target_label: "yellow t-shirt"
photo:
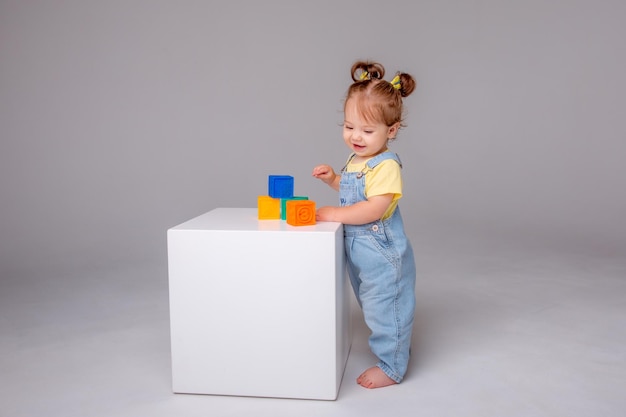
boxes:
[345,157,403,220]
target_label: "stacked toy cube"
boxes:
[258,175,316,226]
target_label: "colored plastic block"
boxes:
[281,196,309,220]
[286,200,316,226]
[258,196,281,219]
[268,175,294,199]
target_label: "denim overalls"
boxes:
[341,151,416,383]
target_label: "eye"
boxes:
[344,125,353,130]
[364,130,374,134]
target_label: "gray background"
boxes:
[1,1,625,416]
[2,0,625,278]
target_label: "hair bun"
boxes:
[351,61,385,82]
[396,72,416,97]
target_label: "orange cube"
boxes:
[286,200,316,226]
[258,196,281,219]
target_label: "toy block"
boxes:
[268,175,294,199]
[258,196,281,219]
[281,196,309,220]
[286,200,316,226]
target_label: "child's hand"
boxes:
[312,164,336,185]
[316,206,337,222]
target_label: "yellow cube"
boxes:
[257,196,281,219]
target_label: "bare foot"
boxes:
[356,366,398,389]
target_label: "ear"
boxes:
[387,122,400,139]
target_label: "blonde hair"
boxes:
[346,61,416,130]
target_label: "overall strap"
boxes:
[341,151,402,175]
[340,153,357,173]
[366,151,402,170]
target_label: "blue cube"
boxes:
[268,175,294,199]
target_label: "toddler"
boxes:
[312,61,417,389]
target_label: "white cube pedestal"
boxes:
[167,208,351,400]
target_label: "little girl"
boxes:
[312,61,417,389]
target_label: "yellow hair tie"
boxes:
[359,71,369,80]
[390,74,401,90]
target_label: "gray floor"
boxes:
[1,233,625,417]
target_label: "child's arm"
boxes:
[312,164,340,191]
[316,194,394,225]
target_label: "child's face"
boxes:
[343,98,398,159]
